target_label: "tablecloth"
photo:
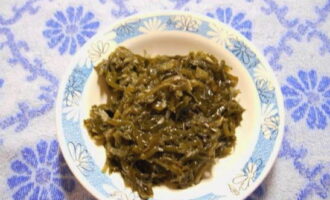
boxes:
[1,0,330,199]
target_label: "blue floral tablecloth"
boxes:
[1,0,330,200]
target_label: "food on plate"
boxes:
[84,47,244,199]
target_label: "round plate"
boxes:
[56,11,284,200]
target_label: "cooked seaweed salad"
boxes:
[84,47,244,199]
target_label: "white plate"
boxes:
[56,11,284,200]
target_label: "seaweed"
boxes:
[84,47,244,199]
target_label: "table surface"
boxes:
[1,0,330,200]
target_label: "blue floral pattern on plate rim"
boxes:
[56,11,284,200]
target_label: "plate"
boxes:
[56,11,284,200]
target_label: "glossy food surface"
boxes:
[84,47,244,199]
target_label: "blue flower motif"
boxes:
[229,158,264,195]
[244,158,263,181]
[298,173,330,200]
[321,174,330,191]
[43,6,100,55]
[279,135,330,199]
[64,67,90,106]
[115,20,140,37]
[64,76,81,104]
[230,40,259,69]
[169,0,191,9]
[246,185,265,200]
[256,80,275,104]
[207,7,252,40]
[281,70,330,129]
[111,0,135,17]
[7,140,76,200]
[0,78,4,88]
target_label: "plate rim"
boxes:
[56,10,285,200]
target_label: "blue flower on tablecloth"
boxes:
[207,7,252,40]
[298,173,330,200]
[281,70,330,129]
[169,0,190,9]
[43,6,100,55]
[7,140,75,200]
[0,79,4,88]
[246,185,265,200]
[0,78,4,128]
[0,76,3,142]
[319,174,330,196]
[229,40,259,69]
[321,173,330,185]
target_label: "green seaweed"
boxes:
[84,47,244,199]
